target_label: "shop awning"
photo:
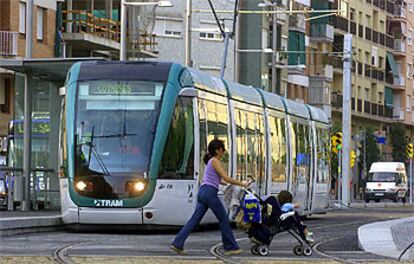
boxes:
[0,58,106,82]
[387,52,399,78]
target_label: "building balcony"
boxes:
[393,39,406,55]
[394,5,406,20]
[310,64,333,80]
[393,106,405,120]
[289,13,306,32]
[0,31,18,57]
[309,79,330,105]
[310,24,334,43]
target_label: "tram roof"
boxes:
[77,61,173,83]
[307,105,330,124]
[225,81,263,107]
[257,90,285,112]
[187,68,227,96]
[283,99,311,119]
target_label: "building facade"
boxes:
[0,0,57,136]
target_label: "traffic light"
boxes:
[331,132,343,154]
[350,150,357,168]
[406,143,413,159]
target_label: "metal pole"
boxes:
[342,34,352,207]
[26,0,33,58]
[22,72,33,211]
[271,5,277,94]
[338,151,342,207]
[184,0,192,66]
[410,158,413,204]
[362,129,367,207]
[220,32,231,78]
[120,0,127,61]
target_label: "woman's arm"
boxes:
[211,158,248,188]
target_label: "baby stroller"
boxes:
[240,190,313,257]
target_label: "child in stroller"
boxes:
[241,190,313,257]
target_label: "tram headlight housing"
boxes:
[75,180,93,192]
[126,179,148,195]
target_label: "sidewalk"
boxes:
[0,210,63,237]
[358,217,414,261]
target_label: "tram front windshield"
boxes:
[75,80,163,177]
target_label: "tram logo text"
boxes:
[94,199,124,207]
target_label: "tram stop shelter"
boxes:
[0,58,105,211]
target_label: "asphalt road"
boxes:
[1,203,413,264]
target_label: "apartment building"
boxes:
[152,0,235,80]
[0,0,57,136]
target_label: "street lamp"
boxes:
[120,0,173,61]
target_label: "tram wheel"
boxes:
[258,245,269,256]
[293,245,304,256]
[251,245,259,255]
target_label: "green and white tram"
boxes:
[59,61,330,226]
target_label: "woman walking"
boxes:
[171,139,250,256]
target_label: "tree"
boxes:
[389,122,408,162]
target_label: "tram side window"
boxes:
[59,99,68,178]
[269,115,287,183]
[159,97,194,180]
[290,121,311,186]
[235,109,265,183]
[198,99,230,180]
[316,127,330,183]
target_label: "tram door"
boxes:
[234,106,266,195]
[268,113,288,195]
[289,119,312,212]
[197,97,231,224]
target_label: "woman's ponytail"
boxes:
[203,153,212,165]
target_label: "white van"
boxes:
[365,162,408,203]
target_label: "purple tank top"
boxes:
[201,158,221,189]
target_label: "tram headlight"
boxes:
[75,180,94,192]
[134,181,146,192]
[126,179,147,195]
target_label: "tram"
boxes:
[59,61,330,226]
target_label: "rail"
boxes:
[0,31,18,57]
[0,166,58,211]
[62,10,120,42]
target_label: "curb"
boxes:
[358,217,414,261]
[0,215,64,237]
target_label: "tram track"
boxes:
[53,243,78,264]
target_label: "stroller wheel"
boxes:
[293,245,304,256]
[258,245,269,256]
[303,246,312,256]
[251,245,259,255]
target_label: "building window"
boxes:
[37,7,44,41]
[371,46,378,67]
[378,92,383,104]
[364,88,369,101]
[408,30,413,46]
[408,63,412,79]
[407,96,411,112]
[19,2,26,34]
[153,18,182,37]
[0,79,11,114]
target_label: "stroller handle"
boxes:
[242,187,265,203]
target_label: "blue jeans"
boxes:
[172,184,239,251]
